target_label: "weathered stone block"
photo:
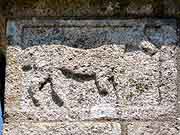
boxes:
[4,122,121,135]
[5,19,178,123]
[127,121,180,135]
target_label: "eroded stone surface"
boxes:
[4,122,121,135]
[5,19,178,123]
[128,122,180,135]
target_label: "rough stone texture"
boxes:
[4,19,179,134]
[1,0,180,17]
[127,122,180,135]
[177,21,180,125]
[4,122,121,135]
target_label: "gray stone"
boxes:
[5,19,178,123]
[127,122,180,135]
[4,122,121,135]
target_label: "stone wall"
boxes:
[0,0,179,17]
[3,19,180,134]
[1,1,180,135]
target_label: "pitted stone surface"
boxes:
[128,122,180,135]
[4,122,121,135]
[5,19,178,123]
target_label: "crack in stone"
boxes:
[158,56,163,105]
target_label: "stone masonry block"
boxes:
[4,122,121,135]
[5,19,178,123]
[127,121,180,135]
